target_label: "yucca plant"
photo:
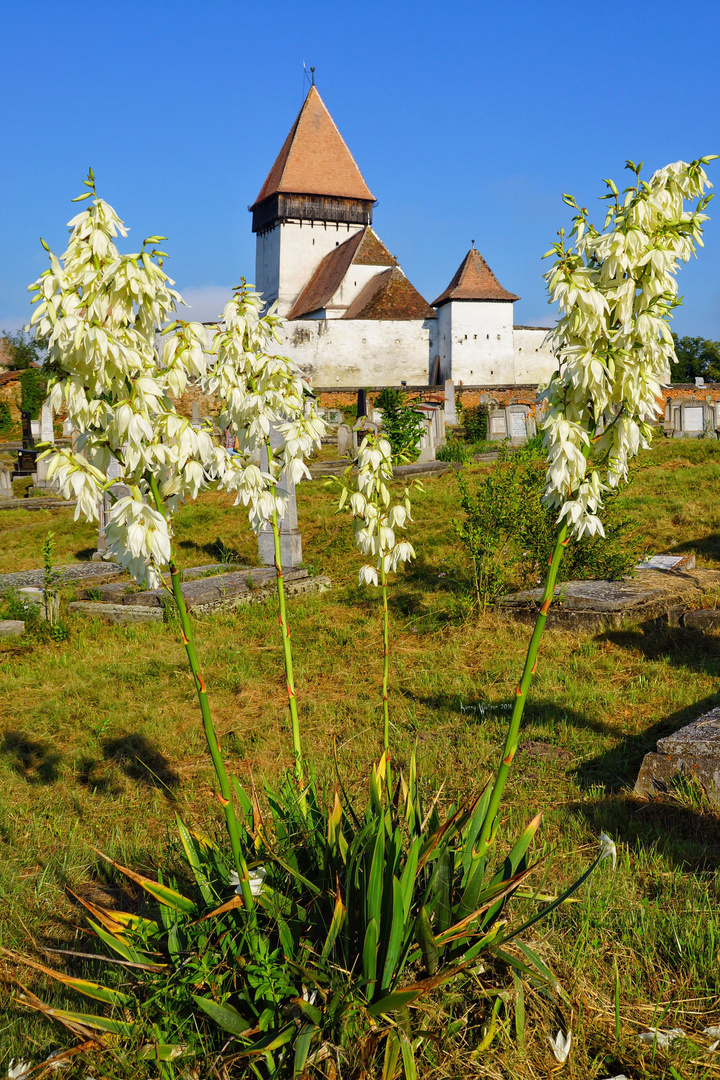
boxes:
[10,156,714,1077]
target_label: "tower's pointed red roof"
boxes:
[432,247,519,306]
[251,86,375,208]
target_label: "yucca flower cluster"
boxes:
[29,172,231,586]
[340,435,416,586]
[204,284,327,533]
[542,156,715,538]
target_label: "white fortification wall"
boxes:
[513,326,556,384]
[438,300,515,385]
[276,318,434,387]
[255,220,364,316]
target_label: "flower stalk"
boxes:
[264,437,304,788]
[379,558,390,752]
[147,475,256,919]
[475,524,568,858]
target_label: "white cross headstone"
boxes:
[258,424,303,567]
[444,380,457,426]
[40,404,54,443]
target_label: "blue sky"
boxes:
[2,0,719,338]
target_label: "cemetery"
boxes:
[0,85,718,1080]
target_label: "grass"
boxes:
[1,438,720,1077]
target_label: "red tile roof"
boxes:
[432,247,519,305]
[288,227,397,319]
[343,267,436,320]
[252,86,375,208]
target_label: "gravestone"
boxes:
[337,423,353,457]
[258,425,303,567]
[501,566,720,631]
[488,412,507,440]
[635,706,720,806]
[508,408,528,442]
[15,411,38,476]
[191,401,201,429]
[637,553,696,573]
[415,415,436,464]
[357,388,367,420]
[93,456,126,560]
[40,403,54,443]
[444,380,457,426]
[62,419,73,438]
[0,467,12,499]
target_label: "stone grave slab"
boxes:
[636,553,696,572]
[500,568,720,631]
[635,706,720,806]
[69,568,332,622]
[0,620,25,638]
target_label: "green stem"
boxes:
[475,523,569,858]
[380,558,390,753]
[147,475,256,919]
[264,440,305,791]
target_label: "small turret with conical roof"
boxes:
[435,245,519,386]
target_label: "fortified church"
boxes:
[251,85,555,389]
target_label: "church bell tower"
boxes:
[250,86,376,316]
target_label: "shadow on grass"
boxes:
[571,794,720,870]
[1,730,62,783]
[74,547,99,562]
[407,691,615,740]
[176,537,249,565]
[670,532,720,565]
[76,734,179,798]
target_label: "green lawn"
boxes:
[1,439,720,1078]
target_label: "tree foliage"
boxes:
[671,333,720,382]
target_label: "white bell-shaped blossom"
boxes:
[338,435,417,585]
[204,282,326,533]
[28,174,234,587]
[541,156,715,537]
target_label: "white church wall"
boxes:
[446,301,515,385]
[257,220,365,316]
[513,326,557,384]
[278,318,432,387]
[330,264,383,315]
[436,304,452,384]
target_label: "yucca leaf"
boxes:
[460,780,492,876]
[370,987,422,1016]
[481,813,542,928]
[194,895,243,923]
[176,816,215,905]
[92,848,196,915]
[456,855,486,922]
[192,995,251,1035]
[434,850,453,935]
[400,1028,417,1080]
[399,836,421,924]
[382,1029,402,1079]
[0,948,133,1006]
[294,1023,315,1077]
[367,820,385,927]
[380,878,406,993]
[87,919,164,969]
[40,1006,134,1035]
[137,1043,186,1061]
[363,917,379,995]
[68,893,158,938]
[235,1025,295,1055]
[321,885,346,960]
[414,906,439,975]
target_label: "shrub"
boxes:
[454,437,638,607]
[375,387,426,462]
[0,400,12,434]
[19,368,48,420]
[463,404,488,442]
[436,434,472,464]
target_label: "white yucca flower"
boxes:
[340,434,417,585]
[28,173,234,587]
[541,156,715,538]
[205,282,326,533]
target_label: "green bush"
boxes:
[19,368,48,420]
[436,434,472,464]
[0,400,12,434]
[463,404,488,442]
[454,438,638,608]
[375,387,426,463]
